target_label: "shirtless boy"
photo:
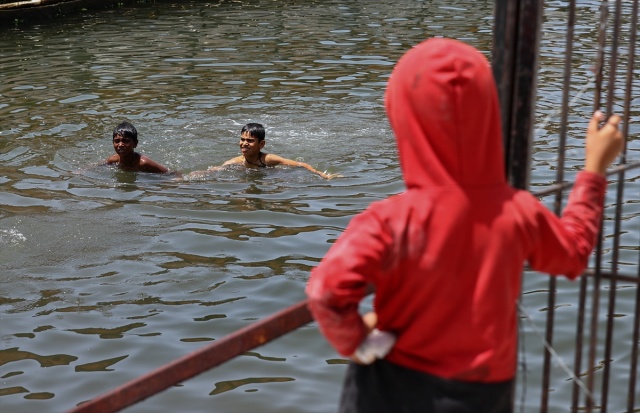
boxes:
[188,123,339,179]
[105,121,179,176]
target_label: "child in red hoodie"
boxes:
[305,38,624,412]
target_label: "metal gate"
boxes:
[493,1,639,411]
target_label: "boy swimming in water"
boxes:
[105,121,180,176]
[186,123,339,179]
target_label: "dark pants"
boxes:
[338,360,514,413]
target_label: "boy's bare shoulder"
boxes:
[139,155,169,173]
[223,155,246,165]
[105,154,119,164]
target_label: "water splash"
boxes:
[0,228,27,246]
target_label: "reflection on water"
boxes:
[0,1,638,412]
[210,376,294,396]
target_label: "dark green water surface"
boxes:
[1,1,638,412]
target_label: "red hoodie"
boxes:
[306,38,606,383]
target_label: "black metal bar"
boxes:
[492,0,541,191]
[492,0,518,175]
[621,0,638,164]
[585,228,603,412]
[492,1,545,410]
[593,1,609,111]
[629,251,640,412]
[554,0,574,214]
[530,161,640,198]
[600,1,624,408]
[604,0,620,119]
[572,275,589,413]
[623,2,639,410]
[510,0,542,190]
[522,267,638,284]
[582,269,640,285]
[540,276,555,413]
[554,1,576,410]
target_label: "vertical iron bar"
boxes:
[600,0,623,409]
[586,236,603,413]
[492,0,541,190]
[572,276,589,412]
[492,0,518,175]
[508,0,542,190]
[491,5,520,410]
[544,0,576,410]
[555,3,583,410]
[593,1,609,112]
[604,0,620,119]
[584,2,610,411]
[623,3,639,410]
[553,0,574,207]
[492,1,543,411]
[629,251,640,412]
[541,275,556,413]
[621,0,637,165]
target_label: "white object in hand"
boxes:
[353,329,397,365]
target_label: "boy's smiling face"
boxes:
[113,134,137,157]
[239,131,265,158]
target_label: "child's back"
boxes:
[306,37,623,412]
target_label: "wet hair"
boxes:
[241,123,265,142]
[113,121,138,143]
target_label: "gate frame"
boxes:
[492,1,639,412]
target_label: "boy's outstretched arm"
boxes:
[266,154,341,179]
[584,110,624,175]
[181,157,240,180]
[526,110,625,277]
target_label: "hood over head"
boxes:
[385,38,505,189]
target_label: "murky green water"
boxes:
[1,1,638,412]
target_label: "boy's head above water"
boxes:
[241,123,265,142]
[113,121,139,145]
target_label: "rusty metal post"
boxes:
[492,0,543,190]
[492,0,544,411]
[65,301,313,413]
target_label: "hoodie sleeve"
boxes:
[306,209,391,356]
[527,171,607,278]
